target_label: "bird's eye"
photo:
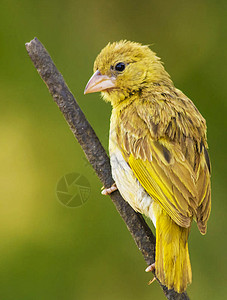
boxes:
[114,62,125,72]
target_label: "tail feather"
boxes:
[155,209,192,293]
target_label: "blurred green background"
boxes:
[0,0,226,299]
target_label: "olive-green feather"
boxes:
[116,94,211,233]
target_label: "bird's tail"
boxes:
[155,209,192,293]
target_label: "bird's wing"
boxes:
[116,95,211,233]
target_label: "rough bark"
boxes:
[25,37,190,300]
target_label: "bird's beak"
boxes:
[84,70,116,94]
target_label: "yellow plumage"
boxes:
[84,40,211,293]
[155,209,192,292]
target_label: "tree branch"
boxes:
[25,37,189,300]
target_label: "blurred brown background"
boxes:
[0,0,226,299]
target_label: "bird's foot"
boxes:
[101,183,118,195]
[145,263,155,273]
[145,263,156,285]
[148,277,156,285]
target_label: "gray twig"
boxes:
[25,37,189,300]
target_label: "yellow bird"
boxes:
[84,40,211,293]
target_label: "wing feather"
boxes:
[115,93,211,232]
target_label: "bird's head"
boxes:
[84,40,171,106]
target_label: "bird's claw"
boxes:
[101,183,118,195]
[148,277,156,285]
[145,263,156,285]
[145,263,155,273]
